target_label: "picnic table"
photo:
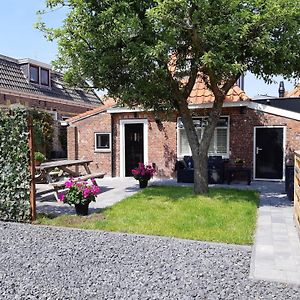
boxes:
[36,159,94,183]
[35,159,105,200]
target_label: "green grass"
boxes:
[36,186,259,245]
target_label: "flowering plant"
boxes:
[132,163,156,181]
[59,177,100,205]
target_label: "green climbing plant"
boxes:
[0,108,31,222]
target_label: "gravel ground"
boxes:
[0,222,299,300]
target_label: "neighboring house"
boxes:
[67,77,300,181]
[0,54,101,157]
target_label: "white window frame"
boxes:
[177,116,230,159]
[94,132,111,152]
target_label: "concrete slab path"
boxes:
[248,181,300,286]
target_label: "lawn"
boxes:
[37,186,259,245]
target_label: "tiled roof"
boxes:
[0,54,100,105]
[67,98,116,123]
[286,84,300,97]
[188,77,249,104]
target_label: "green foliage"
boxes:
[0,109,31,222]
[29,110,54,158]
[34,151,46,162]
[37,0,300,193]
[37,186,259,245]
[37,0,300,105]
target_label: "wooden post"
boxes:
[28,117,37,221]
[294,151,300,233]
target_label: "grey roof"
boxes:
[0,54,100,105]
[254,97,300,113]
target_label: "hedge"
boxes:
[0,108,31,222]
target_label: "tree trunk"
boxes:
[193,151,208,193]
[176,94,225,194]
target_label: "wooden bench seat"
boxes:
[78,172,105,182]
[51,172,106,201]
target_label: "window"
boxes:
[95,133,111,152]
[29,65,39,83]
[41,68,50,86]
[177,117,229,158]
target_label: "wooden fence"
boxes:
[294,151,300,232]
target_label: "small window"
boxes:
[41,68,50,86]
[29,65,39,83]
[95,133,111,152]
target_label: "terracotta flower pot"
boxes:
[35,160,42,166]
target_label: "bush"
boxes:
[0,108,31,222]
[34,151,46,162]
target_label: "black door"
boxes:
[255,127,284,179]
[125,124,144,176]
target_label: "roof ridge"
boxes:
[0,54,19,64]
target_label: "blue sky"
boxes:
[0,0,296,98]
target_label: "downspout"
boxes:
[111,113,115,177]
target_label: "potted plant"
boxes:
[234,158,245,167]
[34,151,46,166]
[58,178,101,215]
[132,163,156,188]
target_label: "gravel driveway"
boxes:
[0,222,299,299]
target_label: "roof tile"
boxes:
[286,84,300,97]
[0,54,100,105]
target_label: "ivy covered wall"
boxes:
[0,109,31,222]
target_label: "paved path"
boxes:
[249,181,300,285]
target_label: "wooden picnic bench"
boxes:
[35,159,105,201]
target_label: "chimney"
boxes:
[278,81,285,98]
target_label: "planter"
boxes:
[75,203,89,216]
[35,160,42,166]
[139,179,148,188]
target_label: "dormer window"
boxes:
[29,65,39,83]
[41,68,50,86]
[28,64,50,87]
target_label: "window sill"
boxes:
[94,149,111,153]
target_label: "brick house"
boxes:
[67,79,300,181]
[0,54,101,156]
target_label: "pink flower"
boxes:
[83,188,91,198]
[91,185,100,195]
[58,193,65,202]
[65,180,74,188]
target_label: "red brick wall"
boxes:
[68,106,300,178]
[68,112,112,176]
[229,107,300,167]
[112,112,177,178]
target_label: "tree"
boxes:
[38,0,300,193]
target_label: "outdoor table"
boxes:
[35,159,93,183]
[227,167,252,185]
